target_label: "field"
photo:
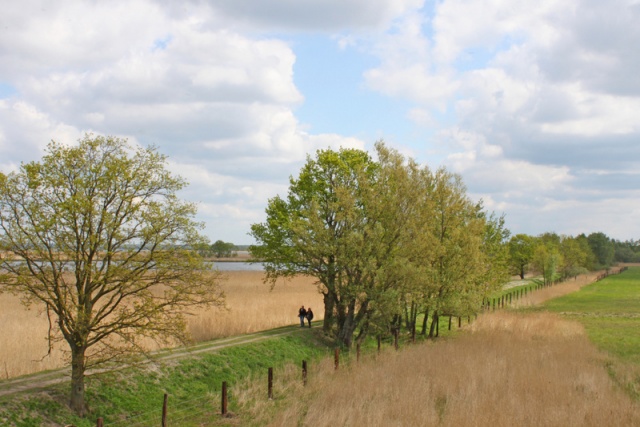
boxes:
[0,271,323,379]
[3,267,640,426]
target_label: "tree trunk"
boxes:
[322,291,334,334]
[428,311,439,338]
[519,264,525,280]
[69,345,88,416]
[337,310,356,348]
[410,303,418,333]
[420,308,429,335]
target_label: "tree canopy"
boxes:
[0,135,224,415]
[251,142,510,347]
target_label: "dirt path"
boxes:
[0,325,304,398]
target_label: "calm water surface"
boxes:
[210,261,264,271]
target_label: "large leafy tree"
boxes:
[0,135,224,416]
[587,232,615,268]
[210,240,236,258]
[559,235,592,278]
[250,147,378,344]
[531,235,562,285]
[508,234,535,279]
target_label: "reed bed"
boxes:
[188,271,323,341]
[239,311,640,426]
[0,271,322,379]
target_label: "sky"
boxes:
[1,0,639,244]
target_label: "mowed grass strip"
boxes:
[543,266,640,365]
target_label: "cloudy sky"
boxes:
[1,0,639,244]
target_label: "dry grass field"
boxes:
[0,271,322,379]
[236,311,640,426]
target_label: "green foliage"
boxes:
[587,232,615,269]
[0,134,224,415]
[531,238,562,285]
[508,234,535,279]
[210,240,236,258]
[613,239,640,263]
[251,142,510,347]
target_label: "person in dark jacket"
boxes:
[298,305,307,327]
[306,307,314,328]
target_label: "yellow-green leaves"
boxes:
[0,134,224,415]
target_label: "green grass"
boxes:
[0,328,333,427]
[543,266,640,365]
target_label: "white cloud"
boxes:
[2,0,640,243]
[203,0,425,31]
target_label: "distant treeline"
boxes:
[508,231,637,285]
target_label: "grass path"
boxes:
[0,324,308,398]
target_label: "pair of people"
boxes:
[298,305,314,328]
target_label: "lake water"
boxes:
[3,260,265,272]
[210,262,265,271]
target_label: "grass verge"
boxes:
[0,328,333,427]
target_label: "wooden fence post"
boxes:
[357,343,361,362]
[221,381,228,416]
[96,417,103,427]
[268,367,273,400]
[302,360,308,386]
[458,316,461,328]
[377,335,381,354]
[394,329,399,350]
[162,393,168,427]
[334,348,340,370]
[448,316,452,331]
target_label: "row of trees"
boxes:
[250,143,510,348]
[508,231,627,284]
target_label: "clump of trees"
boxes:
[250,142,510,348]
[507,230,632,283]
[0,135,225,416]
[195,240,237,258]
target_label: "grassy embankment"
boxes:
[0,328,334,427]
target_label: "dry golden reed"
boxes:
[244,312,640,427]
[0,271,322,378]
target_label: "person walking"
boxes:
[298,305,307,327]
[306,307,314,328]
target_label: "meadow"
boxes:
[0,271,323,379]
